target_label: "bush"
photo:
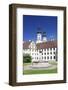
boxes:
[23,54,32,63]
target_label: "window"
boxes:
[54,56,55,59]
[50,56,52,59]
[54,52,55,54]
[47,56,49,59]
[45,53,46,55]
[44,49,46,51]
[45,57,46,59]
[50,52,52,54]
[47,52,49,54]
[37,57,38,59]
[54,48,55,50]
[39,51,42,53]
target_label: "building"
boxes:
[23,31,57,62]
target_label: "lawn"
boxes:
[23,61,57,75]
[23,68,57,75]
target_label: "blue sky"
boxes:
[23,15,57,41]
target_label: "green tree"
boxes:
[23,54,32,63]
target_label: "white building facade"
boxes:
[23,32,57,62]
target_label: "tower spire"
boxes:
[42,32,47,42]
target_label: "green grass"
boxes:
[23,68,57,75]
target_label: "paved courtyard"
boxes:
[24,62,57,70]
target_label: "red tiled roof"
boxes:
[23,41,31,49]
[23,40,57,49]
[36,41,57,49]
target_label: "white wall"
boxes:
[0,0,68,90]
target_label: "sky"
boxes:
[23,15,57,41]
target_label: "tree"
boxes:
[23,54,32,63]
